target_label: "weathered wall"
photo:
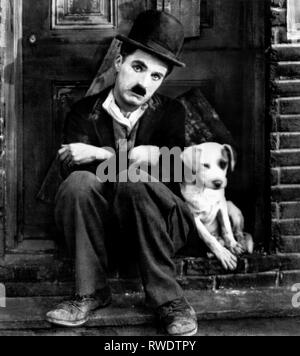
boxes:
[271,0,300,253]
[0,0,7,255]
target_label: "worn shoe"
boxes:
[157,297,198,336]
[46,287,112,327]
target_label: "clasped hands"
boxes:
[58,143,161,167]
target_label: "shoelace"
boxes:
[57,295,95,311]
[74,294,94,302]
[159,298,190,319]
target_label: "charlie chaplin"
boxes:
[46,10,242,336]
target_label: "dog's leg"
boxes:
[194,217,238,271]
[218,201,244,256]
[226,202,254,254]
[227,201,244,238]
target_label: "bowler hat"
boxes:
[116,10,185,68]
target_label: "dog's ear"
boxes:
[223,145,236,171]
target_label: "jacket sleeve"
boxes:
[155,99,186,195]
[156,99,186,150]
[61,100,98,179]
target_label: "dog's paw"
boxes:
[235,232,254,255]
[228,241,244,256]
[207,252,215,259]
[213,245,238,271]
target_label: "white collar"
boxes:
[102,90,148,132]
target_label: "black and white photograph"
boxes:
[0,0,299,340]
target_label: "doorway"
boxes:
[5,0,269,252]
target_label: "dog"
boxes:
[180,143,254,270]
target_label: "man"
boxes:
[46,10,241,336]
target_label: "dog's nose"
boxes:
[213,180,223,189]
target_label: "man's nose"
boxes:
[138,74,151,89]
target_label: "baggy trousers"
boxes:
[55,170,200,308]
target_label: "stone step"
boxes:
[2,316,300,336]
[3,253,300,281]
[1,253,300,297]
[2,271,294,298]
[0,288,299,331]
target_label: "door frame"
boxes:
[4,0,23,251]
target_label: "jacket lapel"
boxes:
[135,96,162,146]
[93,107,116,150]
[91,89,117,151]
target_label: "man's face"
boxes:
[114,49,169,112]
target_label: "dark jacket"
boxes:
[37,88,186,203]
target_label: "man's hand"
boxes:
[129,145,160,167]
[58,143,114,166]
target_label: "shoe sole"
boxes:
[166,325,198,337]
[46,316,89,328]
[168,326,198,337]
[46,297,112,328]
[180,326,198,337]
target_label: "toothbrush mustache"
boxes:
[131,85,146,97]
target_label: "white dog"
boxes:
[180,143,253,270]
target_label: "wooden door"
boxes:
[21,0,267,247]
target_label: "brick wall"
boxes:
[0,0,6,254]
[271,0,300,253]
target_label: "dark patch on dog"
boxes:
[219,159,228,170]
[220,148,229,170]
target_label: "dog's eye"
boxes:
[219,160,228,170]
[203,164,210,169]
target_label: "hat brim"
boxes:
[116,34,186,68]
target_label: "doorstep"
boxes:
[0,288,299,331]
[1,253,300,297]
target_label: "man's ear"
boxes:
[114,54,123,73]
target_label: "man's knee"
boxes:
[56,171,102,202]
[117,168,162,197]
[117,181,147,201]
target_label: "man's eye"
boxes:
[203,163,210,169]
[152,74,162,81]
[132,65,143,72]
